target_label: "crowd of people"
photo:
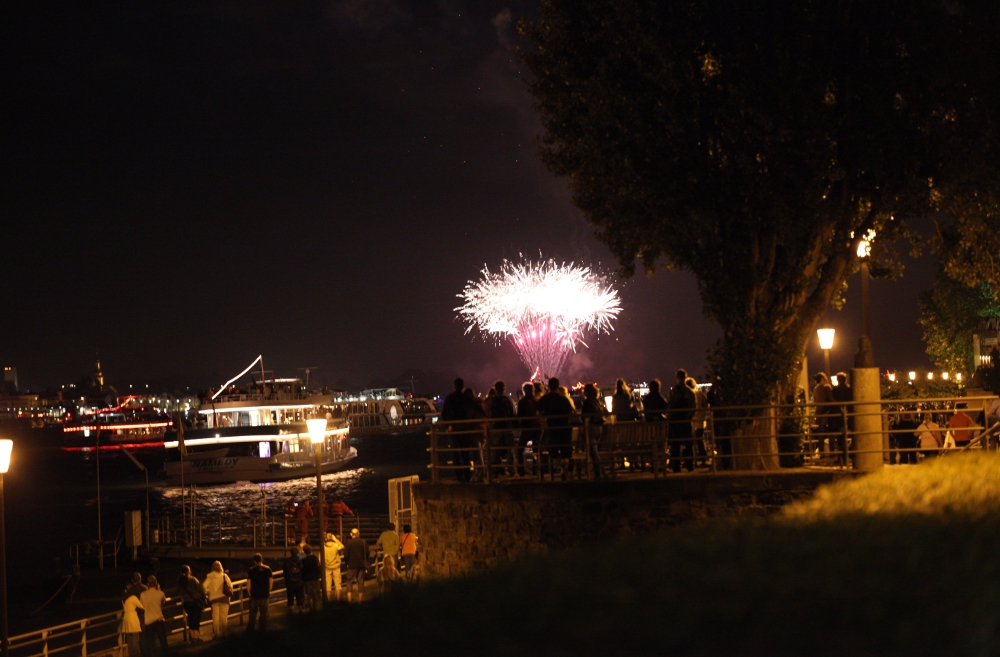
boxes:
[439,371,712,479]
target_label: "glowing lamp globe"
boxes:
[307,418,327,445]
[0,438,11,473]
[817,328,836,351]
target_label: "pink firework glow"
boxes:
[457,259,622,378]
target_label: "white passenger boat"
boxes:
[161,389,356,485]
[330,388,439,437]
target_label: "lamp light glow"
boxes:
[0,439,11,473]
[604,395,613,414]
[909,371,916,381]
[888,373,896,382]
[927,372,934,380]
[942,372,950,380]
[817,328,836,351]
[957,372,963,381]
[307,418,327,445]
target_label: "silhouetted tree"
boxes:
[521,0,1000,467]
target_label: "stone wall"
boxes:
[414,471,853,579]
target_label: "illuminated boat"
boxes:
[62,396,173,450]
[329,388,440,437]
[161,386,356,485]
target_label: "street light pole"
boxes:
[307,418,328,603]
[1,439,14,657]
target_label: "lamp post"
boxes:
[1,439,13,657]
[306,418,328,603]
[817,328,836,377]
[857,232,874,341]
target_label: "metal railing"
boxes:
[8,571,287,657]
[427,395,999,482]
[151,513,379,548]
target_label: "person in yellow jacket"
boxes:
[324,532,344,601]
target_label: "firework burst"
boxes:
[457,258,622,378]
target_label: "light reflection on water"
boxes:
[157,468,374,516]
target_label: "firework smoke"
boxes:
[457,258,622,378]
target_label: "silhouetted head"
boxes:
[522,383,534,397]
[548,377,560,392]
[494,380,505,394]
[533,381,544,397]
[463,388,476,400]
[388,522,395,531]
[289,546,300,556]
[453,378,464,392]
[351,528,360,538]
[615,378,628,393]
[685,377,697,391]
[147,575,158,589]
[403,524,411,533]
[583,383,598,399]
[211,561,223,573]
[131,572,143,585]
[253,553,263,563]
[835,372,848,386]
[676,369,687,384]
[649,379,661,394]
[302,545,312,555]
[814,372,828,384]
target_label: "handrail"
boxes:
[9,571,288,657]
[427,394,999,482]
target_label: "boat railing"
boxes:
[151,513,379,548]
[208,391,315,404]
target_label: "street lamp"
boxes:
[817,328,836,377]
[857,232,874,341]
[306,418,328,603]
[1,439,13,657]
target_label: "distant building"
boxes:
[2,366,17,394]
[973,319,1000,368]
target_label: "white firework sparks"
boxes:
[456,258,622,378]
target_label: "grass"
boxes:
[212,453,1000,656]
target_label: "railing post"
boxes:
[429,426,439,484]
[583,417,592,481]
[42,628,49,657]
[842,406,850,468]
[253,518,258,548]
[80,619,87,657]
[485,427,492,484]
[271,516,276,545]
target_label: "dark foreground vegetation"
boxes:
[213,453,1000,656]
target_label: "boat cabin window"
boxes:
[259,441,271,458]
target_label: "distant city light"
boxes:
[457,258,621,377]
[888,373,896,382]
[957,372,963,381]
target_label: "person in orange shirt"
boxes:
[399,524,419,582]
[327,498,353,539]
[949,403,975,447]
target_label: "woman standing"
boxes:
[177,565,205,642]
[203,561,232,639]
[122,591,144,656]
[399,524,419,582]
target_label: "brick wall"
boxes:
[414,471,853,578]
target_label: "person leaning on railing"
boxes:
[537,377,575,479]
[516,383,540,476]
[580,383,606,479]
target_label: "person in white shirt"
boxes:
[122,593,143,657]
[916,413,943,459]
[203,561,233,639]
[140,576,168,654]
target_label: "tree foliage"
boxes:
[520,0,1000,416]
[919,275,1000,373]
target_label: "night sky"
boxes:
[1,1,935,395]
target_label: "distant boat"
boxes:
[328,388,440,437]
[63,395,173,450]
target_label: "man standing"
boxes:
[375,522,400,565]
[537,377,575,478]
[245,554,273,632]
[949,402,975,448]
[300,544,322,611]
[282,546,304,612]
[667,370,696,472]
[642,379,668,422]
[441,378,471,481]
[324,532,344,602]
[516,382,539,476]
[489,380,517,474]
[343,527,369,603]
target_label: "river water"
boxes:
[0,425,429,632]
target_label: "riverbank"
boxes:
[199,453,1000,656]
